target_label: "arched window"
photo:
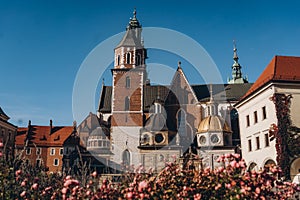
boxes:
[125,96,130,111]
[177,109,187,136]
[126,53,131,64]
[122,150,130,166]
[248,162,257,171]
[126,76,130,88]
[154,103,162,113]
[117,55,120,66]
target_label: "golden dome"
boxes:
[197,115,232,133]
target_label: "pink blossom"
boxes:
[20,191,26,197]
[225,153,231,158]
[15,169,22,176]
[31,183,38,190]
[215,183,222,190]
[61,187,68,194]
[86,190,91,196]
[0,151,2,157]
[92,171,97,177]
[233,153,240,159]
[126,192,133,199]
[139,193,145,199]
[138,180,148,192]
[230,160,237,168]
[45,186,52,191]
[255,187,261,194]
[21,181,26,187]
[64,180,72,187]
[0,142,3,147]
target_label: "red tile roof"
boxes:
[16,125,74,147]
[242,55,300,100]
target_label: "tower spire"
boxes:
[228,40,248,84]
[127,8,141,30]
[233,40,239,62]
[207,84,217,116]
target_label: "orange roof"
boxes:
[16,125,74,147]
[242,55,300,100]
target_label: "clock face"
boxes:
[199,136,206,145]
[210,134,220,144]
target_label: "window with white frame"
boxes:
[262,106,267,120]
[246,115,250,127]
[50,148,55,155]
[26,147,31,155]
[53,158,59,166]
[265,133,270,147]
[256,136,260,149]
[248,139,252,152]
[59,148,63,155]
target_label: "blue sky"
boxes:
[1,0,300,126]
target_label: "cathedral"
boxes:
[77,9,252,172]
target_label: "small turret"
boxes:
[228,41,248,84]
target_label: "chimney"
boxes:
[50,119,53,134]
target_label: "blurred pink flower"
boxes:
[20,191,26,197]
[61,187,68,194]
[92,171,97,177]
[21,181,26,187]
[0,142,3,147]
[31,183,38,190]
[15,169,22,176]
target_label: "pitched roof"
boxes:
[115,29,143,48]
[242,55,300,100]
[0,106,9,121]
[16,125,74,147]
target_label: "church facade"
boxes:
[77,10,252,172]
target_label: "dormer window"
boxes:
[126,53,131,64]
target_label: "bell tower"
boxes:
[110,9,147,167]
[111,8,147,127]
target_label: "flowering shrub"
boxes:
[0,152,299,199]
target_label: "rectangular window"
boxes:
[26,147,31,155]
[246,115,250,127]
[256,136,260,149]
[265,133,270,147]
[36,148,41,155]
[248,139,252,152]
[60,148,63,155]
[53,158,59,166]
[50,148,55,155]
[254,111,258,124]
[262,106,267,120]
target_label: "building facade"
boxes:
[235,56,300,179]
[77,9,252,172]
[0,106,17,161]
[16,120,76,173]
